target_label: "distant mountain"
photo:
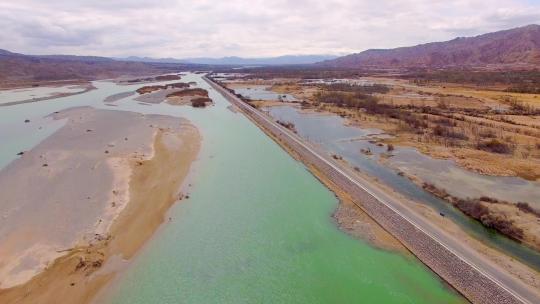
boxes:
[0,49,18,56]
[120,56,188,64]
[36,54,115,62]
[0,50,185,84]
[120,55,338,65]
[320,24,540,68]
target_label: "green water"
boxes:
[96,75,464,303]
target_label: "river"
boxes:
[0,74,464,303]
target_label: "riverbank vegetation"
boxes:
[165,88,212,108]
[165,88,209,98]
[191,97,212,107]
[136,82,189,94]
[276,120,297,132]
[311,83,539,170]
[423,183,540,251]
[404,69,540,91]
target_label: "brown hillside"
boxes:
[321,24,540,68]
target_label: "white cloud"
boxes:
[0,0,538,57]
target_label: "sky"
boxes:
[1,0,539,58]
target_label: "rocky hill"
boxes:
[120,54,338,65]
[320,24,540,68]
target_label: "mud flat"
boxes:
[134,88,181,104]
[103,91,136,103]
[0,107,200,303]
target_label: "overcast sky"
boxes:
[1,0,539,58]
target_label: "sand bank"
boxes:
[0,83,96,107]
[103,91,136,103]
[0,107,200,303]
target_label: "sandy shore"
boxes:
[133,88,180,104]
[0,79,90,90]
[0,107,200,303]
[103,91,136,103]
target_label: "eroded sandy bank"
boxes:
[0,107,200,303]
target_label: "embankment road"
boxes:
[204,76,539,304]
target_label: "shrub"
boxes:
[505,84,540,94]
[433,125,468,140]
[454,199,489,219]
[423,183,526,241]
[276,120,296,132]
[402,114,428,130]
[477,139,513,154]
[479,129,496,138]
[191,97,211,107]
[436,98,448,109]
[313,91,381,112]
[136,82,190,94]
[517,202,540,217]
[167,88,209,98]
[155,75,181,81]
[332,154,343,160]
[434,118,455,127]
[506,98,540,115]
[320,83,390,94]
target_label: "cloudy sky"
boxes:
[1,0,539,58]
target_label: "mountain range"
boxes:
[119,55,338,65]
[2,24,539,84]
[0,51,336,84]
[321,24,540,68]
[0,49,183,84]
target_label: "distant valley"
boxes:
[119,54,338,65]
